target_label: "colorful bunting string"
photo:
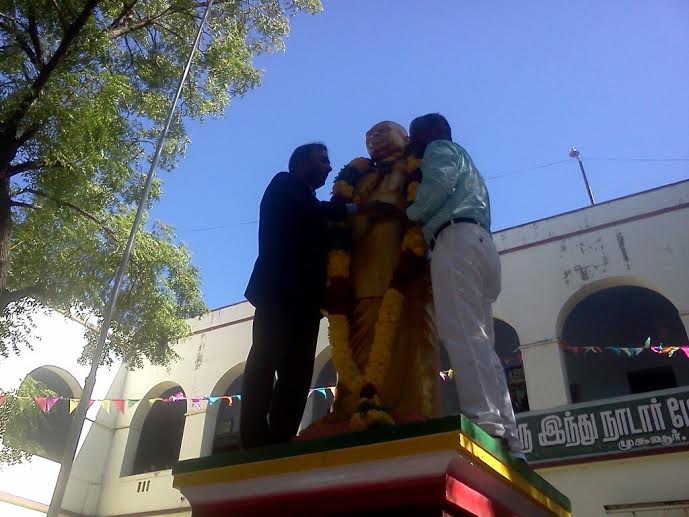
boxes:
[0,371,461,415]
[559,339,689,359]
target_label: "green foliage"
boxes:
[0,0,323,365]
[0,377,56,466]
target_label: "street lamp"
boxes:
[569,146,595,205]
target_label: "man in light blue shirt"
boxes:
[406,113,524,461]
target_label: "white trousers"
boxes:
[430,222,522,456]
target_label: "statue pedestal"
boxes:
[172,416,570,516]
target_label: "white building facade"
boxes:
[1,179,689,516]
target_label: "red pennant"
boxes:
[0,395,6,407]
[34,397,48,412]
[88,399,95,408]
[112,400,125,414]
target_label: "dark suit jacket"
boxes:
[245,172,347,313]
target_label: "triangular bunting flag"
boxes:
[631,348,644,357]
[17,397,31,411]
[223,396,233,406]
[208,396,220,405]
[88,399,96,408]
[101,400,111,414]
[149,398,161,405]
[447,369,454,379]
[46,396,61,412]
[34,397,48,412]
[667,347,680,357]
[439,371,447,381]
[69,398,79,414]
[126,399,140,410]
[644,337,651,348]
[329,386,336,397]
[621,348,633,357]
[316,388,327,398]
[191,398,203,409]
[0,395,6,407]
[611,347,622,356]
[234,395,242,401]
[112,400,125,414]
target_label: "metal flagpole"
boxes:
[47,1,215,515]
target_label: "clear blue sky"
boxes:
[151,0,689,309]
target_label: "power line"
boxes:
[587,157,689,162]
[178,155,689,234]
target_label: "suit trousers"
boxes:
[430,222,523,457]
[240,304,320,448]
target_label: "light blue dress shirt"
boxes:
[406,140,491,244]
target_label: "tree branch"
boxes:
[9,200,40,209]
[108,6,172,39]
[3,0,102,138]
[8,160,45,177]
[27,11,44,66]
[23,189,119,242]
[0,286,46,311]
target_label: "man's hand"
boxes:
[357,201,401,220]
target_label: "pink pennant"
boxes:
[0,395,6,407]
[34,397,48,412]
[88,399,95,408]
[191,397,202,409]
[682,347,689,359]
[46,396,61,412]
[112,400,125,414]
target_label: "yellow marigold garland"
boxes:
[326,151,427,432]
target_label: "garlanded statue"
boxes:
[301,122,440,438]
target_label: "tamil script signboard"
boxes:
[515,386,689,464]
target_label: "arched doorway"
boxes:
[562,286,689,403]
[310,359,336,422]
[211,374,243,454]
[494,320,529,413]
[123,384,187,475]
[439,319,528,416]
[4,366,82,462]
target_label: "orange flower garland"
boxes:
[325,150,427,431]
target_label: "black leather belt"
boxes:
[429,217,479,250]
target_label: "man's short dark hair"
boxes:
[412,113,452,141]
[288,143,328,173]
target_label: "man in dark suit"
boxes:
[241,143,394,448]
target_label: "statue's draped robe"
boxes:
[328,162,441,421]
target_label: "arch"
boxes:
[121,381,187,476]
[556,276,680,339]
[310,357,337,423]
[4,366,83,462]
[201,362,245,456]
[311,346,333,385]
[494,319,529,413]
[561,285,689,403]
[439,319,528,416]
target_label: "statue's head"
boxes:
[365,121,409,162]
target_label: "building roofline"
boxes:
[493,177,689,235]
[205,178,689,318]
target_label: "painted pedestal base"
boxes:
[172,416,570,516]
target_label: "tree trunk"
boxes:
[0,174,12,296]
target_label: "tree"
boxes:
[0,376,55,466]
[0,0,322,365]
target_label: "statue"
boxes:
[300,122,440,438]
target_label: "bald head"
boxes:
[409,113,453,158]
